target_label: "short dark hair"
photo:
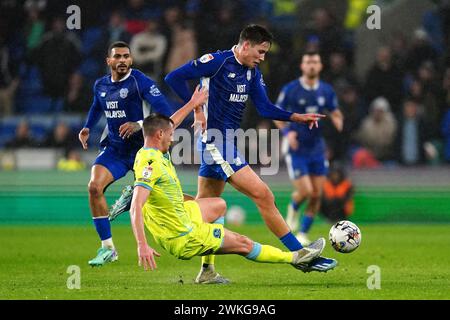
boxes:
[239,24,273,45]
[108,41,130,56]
[302,50,321,58]
[143,113,174,137]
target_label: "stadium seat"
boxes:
[81,27,103,56]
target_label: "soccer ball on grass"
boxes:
[329,220,361,253]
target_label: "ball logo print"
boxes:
[329,220,361,253]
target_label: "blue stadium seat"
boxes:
[79,58,101,80]
[81,27,103,56]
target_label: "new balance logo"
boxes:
[228,73,236,79]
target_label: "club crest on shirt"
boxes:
[119,88,128,99]
[142,165,153,179]
[246,70,252,81]
[317,96,325,106]
[199,54,214,63]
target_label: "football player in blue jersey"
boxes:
[79,41,207,266]
[164,25,338,282]
[274,51,344,246]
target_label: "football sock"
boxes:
[245,242,293,263]
[280,232,303,251]
[291,198,305,212]
[201,216,224,268]
[93,216,114,249]
[300,215,314,233]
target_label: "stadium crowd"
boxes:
[0,0,449,167]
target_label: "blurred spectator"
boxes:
[33,16,81,98]
[320,163,354,222]
[303,8,345,69]
[65,73,91,113]
[441,106,450,163]
[389,32,409,71]
[324,84,364,162]
[163,6,197,75]
[130,19,167,80]
[91,11,132,64]
[404,29,438,74]
[57,149,86,171]
[356,97,398,162]
[42,122,77,150]
[422,0,450,55]
[124,0,159,35]
[23,0,46,55]
[322,51,357,89]
[364,46,404,115]
[416,61,442,135]
[194,0,245,54]
[5,121,38,148]
[0,36,20,116]
[205,3,242,52]
[395,99,430,165]
[438,67,450,114]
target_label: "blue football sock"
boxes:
[93,216,112,240]
[291,200,300,212]
[300,215,314,233]
[280,232,303,251]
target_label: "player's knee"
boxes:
[310,190,322,201]
[216,198,227,216]
[88,181,103,197]
[301,186,313,198]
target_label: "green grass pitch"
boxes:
[1,223,449,299]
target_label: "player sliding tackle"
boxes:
[111,24,338,280]
[129,110,328,277]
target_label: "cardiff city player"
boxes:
[130,113,326,277]
[163,24,340,282]
[79,41,201,267]
[274,51,344,245]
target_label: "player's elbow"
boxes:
[164,72,175,86]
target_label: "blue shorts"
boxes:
[93,146,136,181]
[197,140,248,181]
[285,153,329,180]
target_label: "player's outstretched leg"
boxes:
[109,185,134,221]
[216,229,336,273]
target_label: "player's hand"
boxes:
[287,131,299,150]
[137,243,161,271]
[291,113,326,129]
[78,128,90,150]
[119,122,141,139]
[190,85,208,108]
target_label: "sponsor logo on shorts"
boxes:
[213,228,221,239]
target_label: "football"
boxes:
[329,220,361,253]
